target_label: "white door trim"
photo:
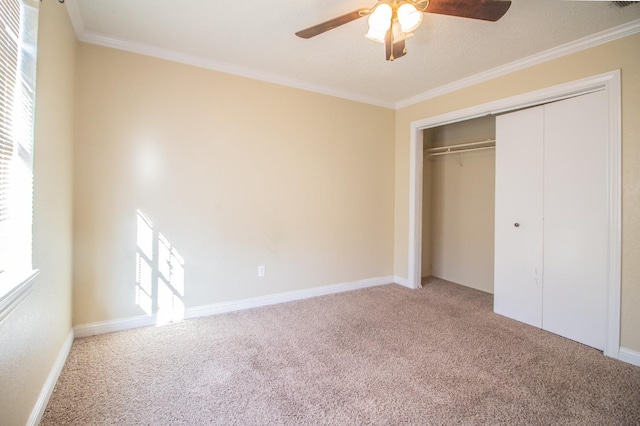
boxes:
[407,70,621,359]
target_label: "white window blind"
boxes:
[0,0,38,301]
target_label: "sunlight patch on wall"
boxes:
[135,209,185,325]
[136,211,154,316]
[157,232,185,325]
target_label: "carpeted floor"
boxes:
[42,278,640,425]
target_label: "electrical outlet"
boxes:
[258,265,266,277]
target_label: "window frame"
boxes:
[0,0,40,321]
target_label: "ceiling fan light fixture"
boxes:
[295,0,512,61]
[365,1,422,46]
[365,3,393,43]
[391,19,405,42]
[365,26,388,43]
[397,3,423,32]
[368,3,393,28]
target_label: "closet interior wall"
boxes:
[422,116,496,293]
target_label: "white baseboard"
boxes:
[618,347,640,367]
[74,276,395,337]
[28,330,74,426]
[185,276,394,319]
[74,313,158,338]
[394,276,412,288]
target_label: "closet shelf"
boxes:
[427,139,495,157]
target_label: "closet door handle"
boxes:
[514,223,520,228]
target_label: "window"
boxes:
[0,0,39,320]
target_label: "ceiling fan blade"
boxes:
[295,9,369,39]
[426,0,512,22]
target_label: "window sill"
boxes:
[0,270,39,323]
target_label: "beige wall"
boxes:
[0,2,76,425]
[73,43,396,325]
[394,33,640,351]
[422,117,495,293]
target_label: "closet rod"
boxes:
[426,139,495,153]
[429,146,495,157]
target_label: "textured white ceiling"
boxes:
[67,0,640,107]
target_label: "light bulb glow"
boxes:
[397,3,423,33]
[365,3,392,43]
[368,3,392,30]
[364,1,424,50]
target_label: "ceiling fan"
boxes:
[296,0,512,61]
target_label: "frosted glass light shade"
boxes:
[365,26,388,43]
[368,3,392,30]
[397,3,423,33]
[365,3,392,43]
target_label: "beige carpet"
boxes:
[42,278,640,425]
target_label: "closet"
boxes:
[422,117,496,294]
[493,90,609,350]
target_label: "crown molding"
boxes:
[75,30,395,109]
[395,18,640,109]
[63,0,84,36]
[62,0,393,108]
[80,31,395,109]
[62,3,638,111]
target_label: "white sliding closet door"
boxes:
[494,90,609,350]
[494,107,544,328]
[542,90,608,350]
